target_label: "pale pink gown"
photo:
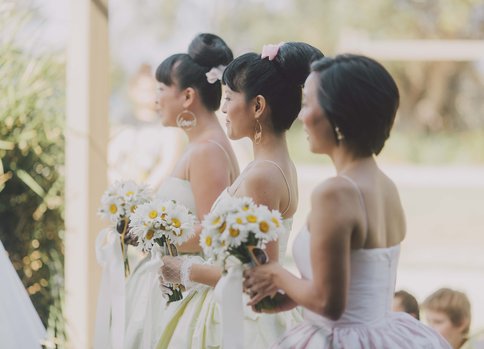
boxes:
[272,228,451,349]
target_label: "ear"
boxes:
[182,87,196,109]
[457,318,470,335]
[253,95,267,120]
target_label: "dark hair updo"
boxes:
[155,33,233,111]
[223,42,324,133]
[311,54,400,156]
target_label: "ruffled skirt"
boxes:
[271,312,451,349]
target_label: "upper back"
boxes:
[341,167,406,250]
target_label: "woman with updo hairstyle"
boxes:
[244,54,451,348]
[157,42,323,349]
[122,33,240,349]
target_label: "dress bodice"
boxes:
[293,227,400,327]
[155,177,196,215]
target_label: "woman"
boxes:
[244,54,451,348]
[123,33,239,349]
[157,42,324,349]
[423,288,480,349]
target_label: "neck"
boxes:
[183,109,220,142]
[252,131,288,161]
[330,146,375,175]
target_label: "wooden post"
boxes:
[65,0,109,347]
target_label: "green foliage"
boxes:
[0,4,66,346]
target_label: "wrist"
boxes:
[271,263,284,289]
[180,257,196,290]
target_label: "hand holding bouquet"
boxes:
[129,199,196,302]
[200,196,286,311]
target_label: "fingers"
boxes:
[247,291,265,306]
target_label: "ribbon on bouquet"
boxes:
[94,228,125,349]
[214,261,245,349]
[139,245,164,349]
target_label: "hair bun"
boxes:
[277,42,324,86]
[188,33,233,68]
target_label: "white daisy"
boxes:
[99,194,125,223]
[221,215,250,248]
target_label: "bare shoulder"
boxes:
[190,141,226,159]
[236,162,283,207]
[242,163,281,192]
[311,177,359,208]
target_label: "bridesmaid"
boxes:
[157,42,324,349]
[123,33,239,349]
[244,54,451,348]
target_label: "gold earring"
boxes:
[176,110,197,130]
[335,126,344,141]
[254,119,263,144]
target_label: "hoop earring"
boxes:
[335,126,345,142]
[254,119,263,144]
[176,110,197,131]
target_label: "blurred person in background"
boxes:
[393,289,420,320]
[423,288,484,349]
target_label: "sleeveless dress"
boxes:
[124,176,197,349]
[156,161,303,349]
[0,241,46,349]
[271,177,451,349]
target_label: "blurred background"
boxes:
[1,0,483,347]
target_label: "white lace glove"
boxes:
[158,255,205,294]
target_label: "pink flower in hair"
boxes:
[261,42,285,61]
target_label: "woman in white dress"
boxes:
[243,54,451,348]
[123,33,239,349]
[156,42,324,349]
[0,240,46,349]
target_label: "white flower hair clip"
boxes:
[205,65,226,84]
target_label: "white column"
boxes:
[65,0,109,348]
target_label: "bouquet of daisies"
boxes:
[129,199,196,302]
[98,180,152,276]
[200,196,286,311]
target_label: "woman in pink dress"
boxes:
[244,54,451,349]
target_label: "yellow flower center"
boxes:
[229,227,240,237]
[247,215,257,223]
[236,217,244,224]
[259,221,270,233]
[149,210,158,219]
[172,218,181,228]
[212,216,221,225]
[218,222,226,234]
[130,205,137,213]
[145,230,154,240]
[271,217,280,228]
[126,191,134,196]
[109,204,118,214]
[242,204,250,211]
[205,236,212,246]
